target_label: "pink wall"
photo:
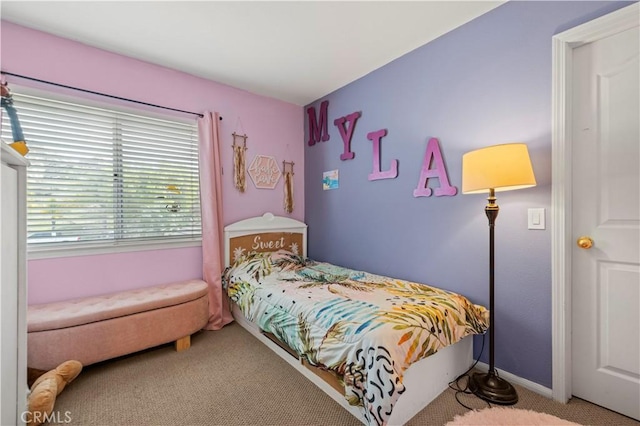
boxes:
[1,21,304,304]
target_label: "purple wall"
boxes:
[304,1,634,388]
[1,21,304,304]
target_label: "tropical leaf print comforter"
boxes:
[223,250,489,426]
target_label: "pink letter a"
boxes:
[413,138,458,197]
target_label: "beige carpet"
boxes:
[52,322,639,425]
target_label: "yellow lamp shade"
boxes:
[462,143,536,194]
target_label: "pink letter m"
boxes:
[307,100,330,146]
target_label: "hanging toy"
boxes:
[165,185,181,213]
[1,82,29,156]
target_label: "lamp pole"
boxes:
[486,188,498,375]
[469,188,519,405]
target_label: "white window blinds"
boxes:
[1,93,201,248]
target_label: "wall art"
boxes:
[367,128,398,181]
[413,137,457,197]
[323,169,339,190]
[248,155,281,189]
[334,111,360,160]
[283,160,295,213]
[308,102,456,197]
[232,132,248,193]
[307,100,330,146]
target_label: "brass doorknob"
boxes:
[577,236,594,249]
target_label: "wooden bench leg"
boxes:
[174,335,191,352]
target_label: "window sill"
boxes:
[27,238,202,260]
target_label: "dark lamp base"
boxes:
[469,371,518,405]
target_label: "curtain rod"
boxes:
[1,71,220,120]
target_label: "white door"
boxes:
[571,24,639,420]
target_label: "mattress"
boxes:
[223,250,488,426]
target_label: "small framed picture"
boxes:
[323,169,339,190]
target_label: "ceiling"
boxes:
[1,1,504,106]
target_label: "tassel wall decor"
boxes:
[1,82,29,156]
[283,161,294,213]
[232,132,248,193]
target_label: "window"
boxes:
[1,92,201,253]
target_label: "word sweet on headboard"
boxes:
[229,232,303,263]
[307,100,457,197]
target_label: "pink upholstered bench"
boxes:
[27,280,209,371]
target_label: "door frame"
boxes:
[551,2,639,403]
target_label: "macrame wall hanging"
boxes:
[283,160,295,213]
[1,82,29,156]
[232,131,248,193]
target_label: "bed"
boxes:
[223,213,488,426]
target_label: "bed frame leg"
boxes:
[174,335,191,352]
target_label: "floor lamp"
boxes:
[461,143,536,405]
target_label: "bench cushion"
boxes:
[28,280,208,332]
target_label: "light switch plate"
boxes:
[528,208,545,230]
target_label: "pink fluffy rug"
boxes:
[447,407,581,425]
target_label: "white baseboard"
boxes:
[476,362,553,399]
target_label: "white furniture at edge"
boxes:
[1,142,29,426]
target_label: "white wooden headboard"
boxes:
[223,212,308,267]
